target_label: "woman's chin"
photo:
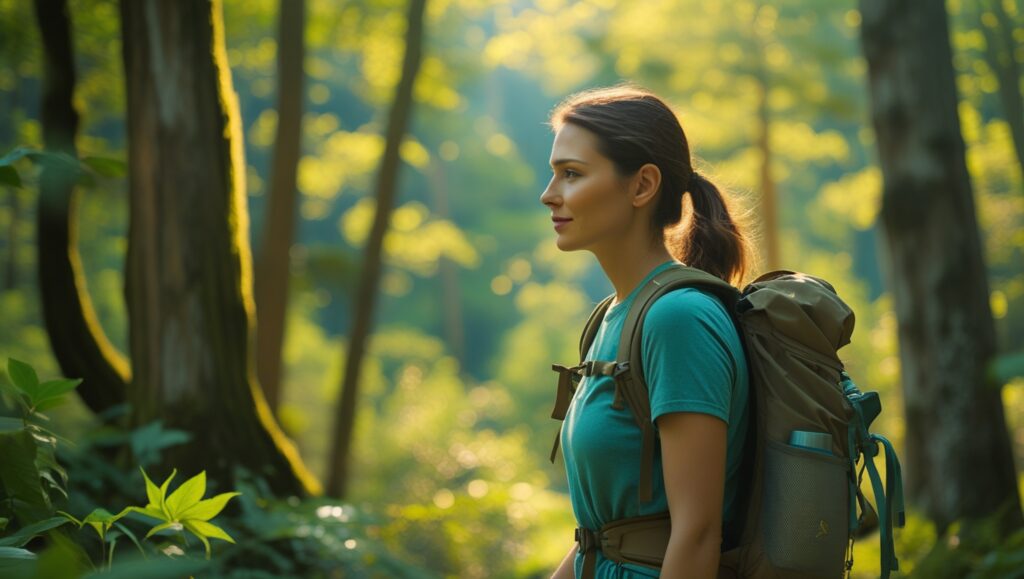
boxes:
[554,235,579,252]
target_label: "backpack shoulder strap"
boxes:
[614,264,740,502]
[580,295,615,361]
[549,295,615,463]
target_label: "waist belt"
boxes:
[575,513,671,579]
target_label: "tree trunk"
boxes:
[33,0,130,414]
[755,68,780,272]
[977,0,1024,182]
[120,0,319,496]
[254,0,306,413]
[859,0,1023,533]
[326,0,427,498]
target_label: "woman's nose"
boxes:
[540,177,558,207]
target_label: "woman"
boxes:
[542,86,753,579]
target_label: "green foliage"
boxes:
[130,469,239,558]
[2,0,1022,576]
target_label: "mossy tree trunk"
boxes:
[860,0,1023,533]
[33,0,130,415]
[120,0,318,496]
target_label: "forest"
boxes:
[0,0,1022,577]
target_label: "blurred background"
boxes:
[0,0,1022,577]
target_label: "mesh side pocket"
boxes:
[761,440,850,577]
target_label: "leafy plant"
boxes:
[131,469,239,558]
[0,358,81,527]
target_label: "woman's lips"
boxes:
[552,217,572,231]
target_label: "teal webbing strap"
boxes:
[862,439,897,578]
[845,371,904,579]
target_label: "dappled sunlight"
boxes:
[1,0,1022,575]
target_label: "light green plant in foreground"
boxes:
[133,469,240,558]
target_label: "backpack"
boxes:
[549,265,905,579]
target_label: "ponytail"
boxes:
[669,172,753,286]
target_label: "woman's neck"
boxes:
[594,243,675,306]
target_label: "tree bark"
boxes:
[33,0,130,414]
[120,0,319,496]
[755,67,780,272]
[860,0,1023,533]
[977,0,1024,182]
[326,0,427,498]
[254,0,306,413]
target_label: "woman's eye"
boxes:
[564,169,580,179]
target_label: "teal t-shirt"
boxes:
[562,262,749,578]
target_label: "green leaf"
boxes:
[182,521,213,559]
[0,430,51,522]
[7,359,39,395]
[0,147,39,167]
[0,417,22,433]
[125,506,166,523]
[183,519,234,544]
[0,516,70,547]
[80,156,126,178]
[57,511,83,528]
[112,522,145,556]
[0,546,35,560]
[32,397,69,414]
[178,491,240,522]
[34,379,81,403]
[157,470,177,506]
[140,468,162,509]
[164,471,205,517]
[129,421,191,466]
[143,521,182,540]
[0,165,20,188]
[81,507,130,538]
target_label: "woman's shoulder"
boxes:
[643,287,733,332]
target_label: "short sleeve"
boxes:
[641,288,742,425]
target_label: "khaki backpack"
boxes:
[550,265,905,579]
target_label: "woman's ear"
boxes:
[631,163,662,208]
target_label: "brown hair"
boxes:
[549,85,754,286]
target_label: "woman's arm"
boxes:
[551,544,578,579]
[656,411,727,579]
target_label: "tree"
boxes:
[120,0,318,496]
[859,0,1023,532]
[975,0,1024,182]
[33,0,130,415]
[254,0,307,412]
[327,0,428,498]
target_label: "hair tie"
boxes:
[688,171,702,192]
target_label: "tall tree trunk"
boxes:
[326,0,427,498]
[254,0,306,413]
[120,0,319,496]
[33,0,130,414]
[977,0,1024,182]
[860,0,1023,533]
[755,68,780,272]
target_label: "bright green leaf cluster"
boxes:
[131,469,240,558]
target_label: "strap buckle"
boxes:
[575,527,599,554]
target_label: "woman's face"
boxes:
[540,123,635,253]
